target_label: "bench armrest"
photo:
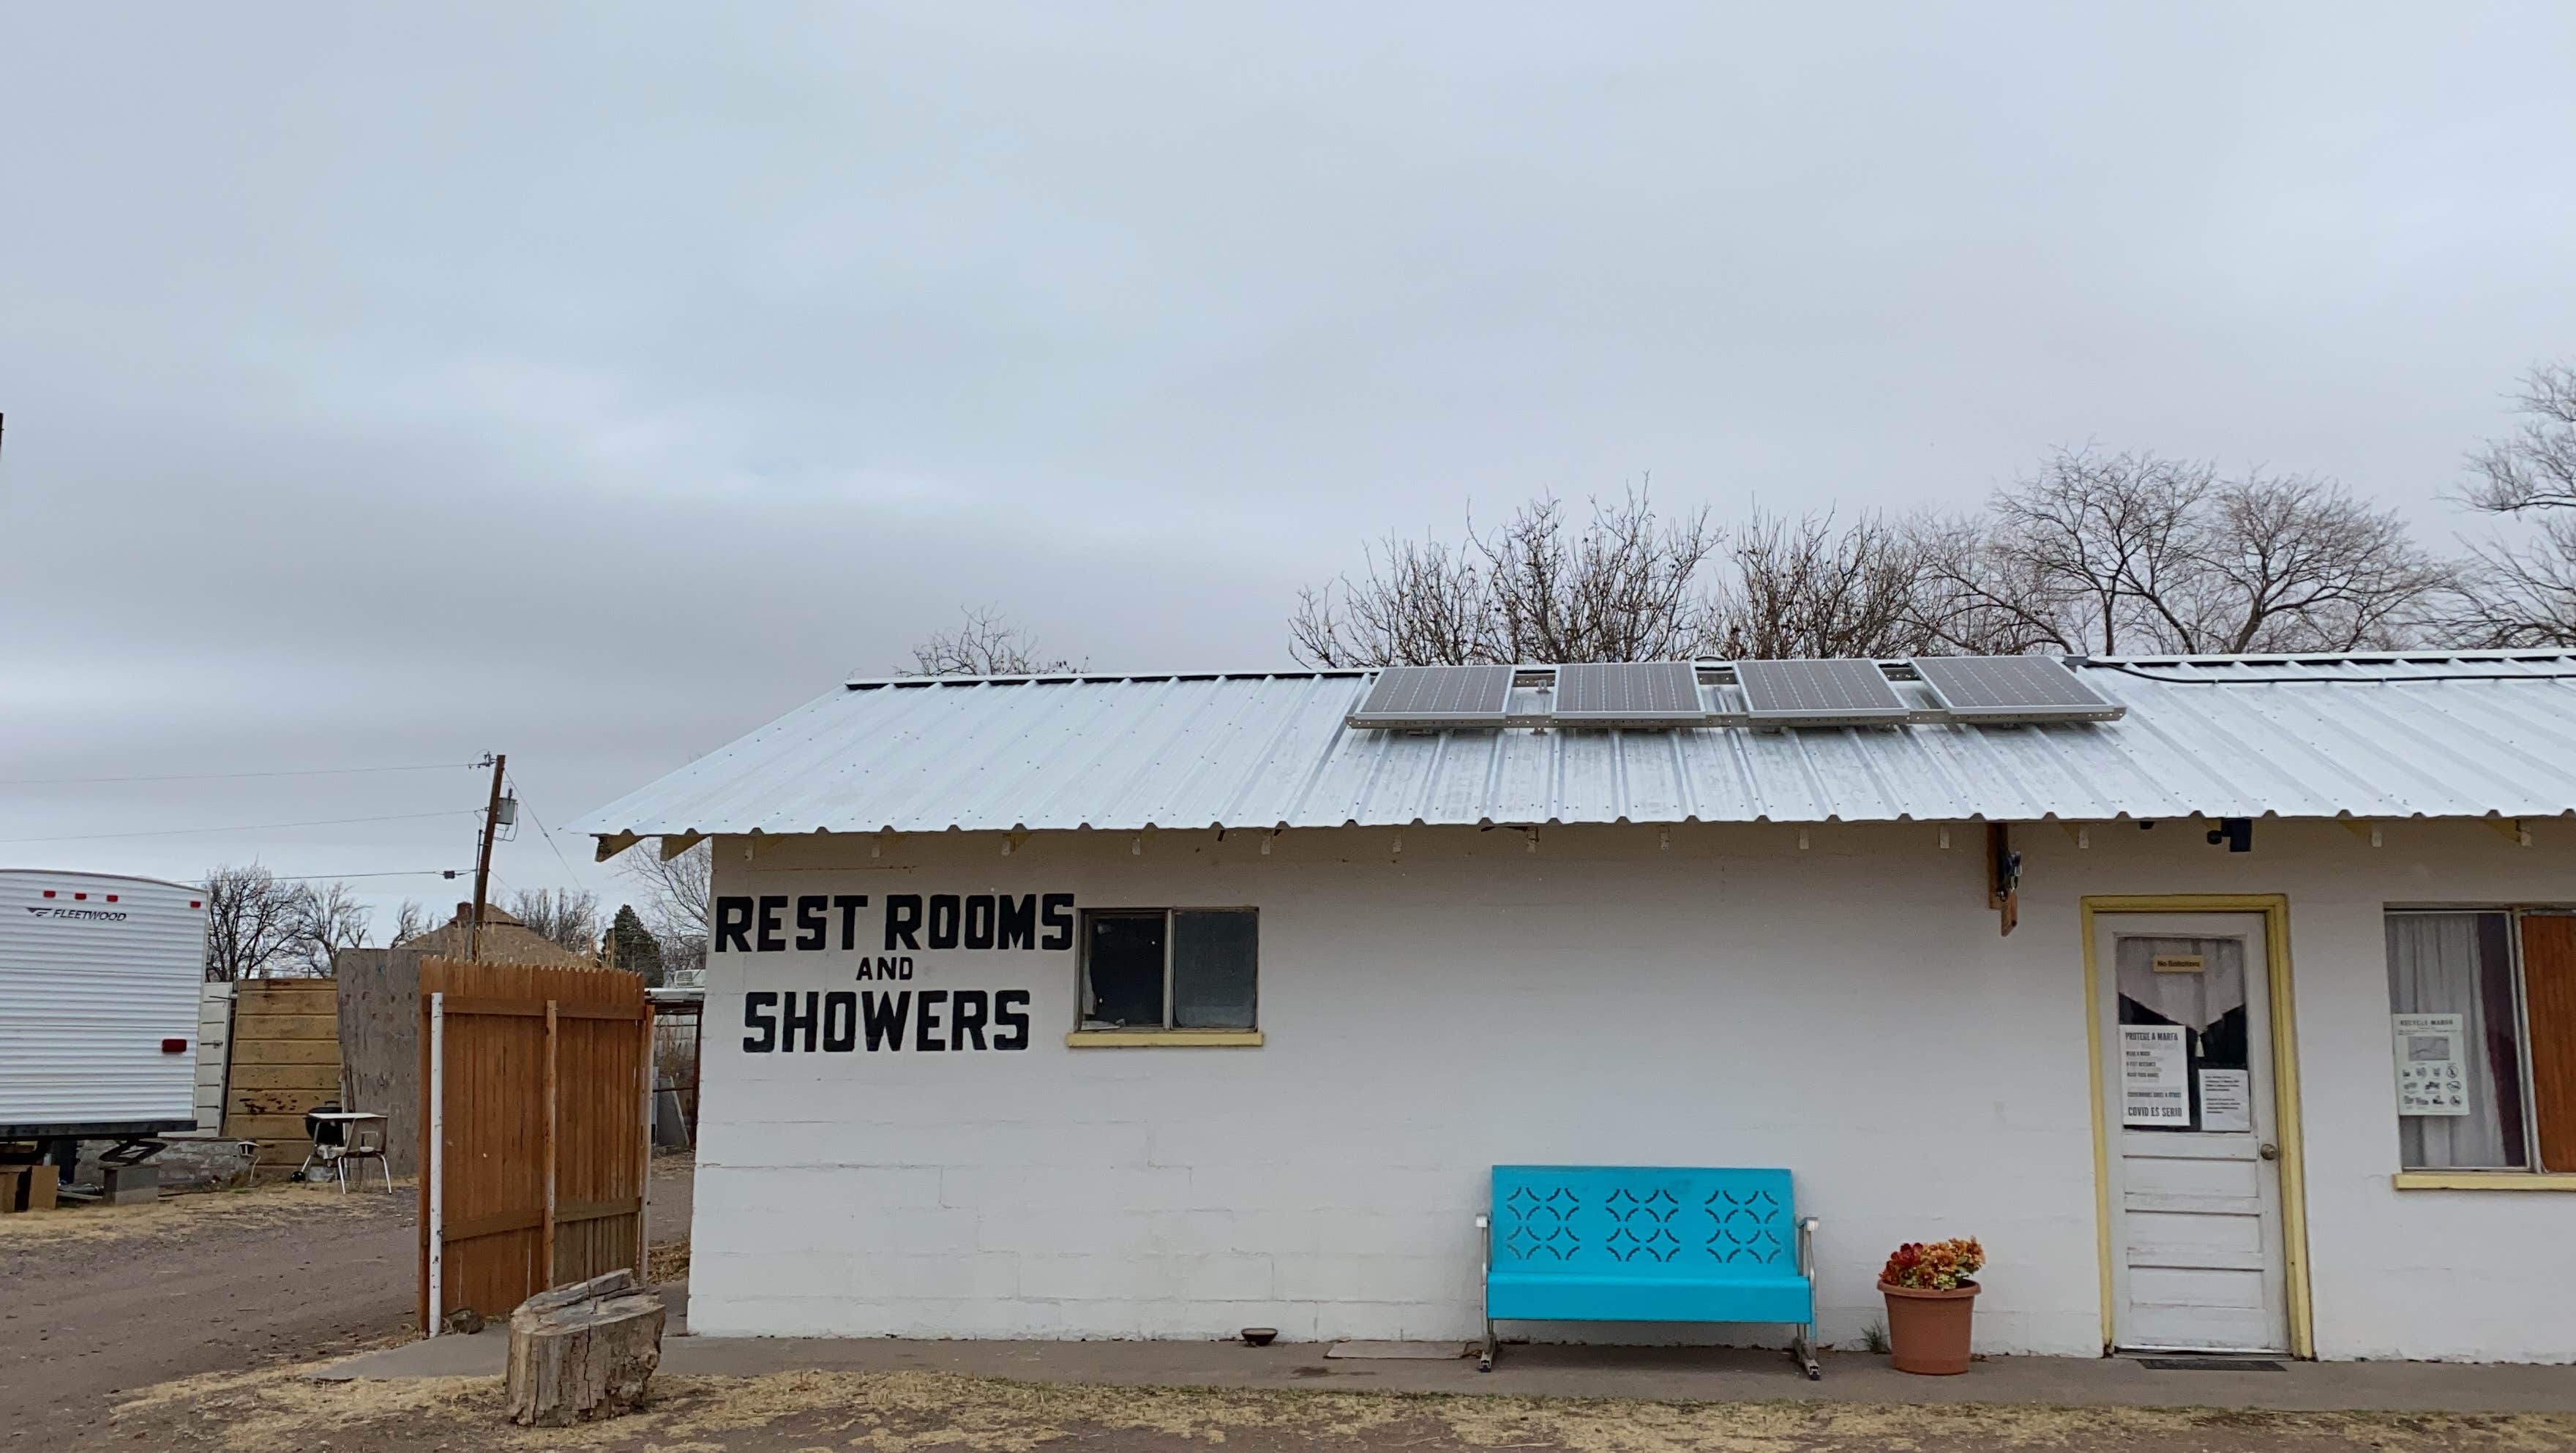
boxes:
[1474,1212,1491,1282]
[1797,1215,1819,1281]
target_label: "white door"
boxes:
[2096,912,2288,1353]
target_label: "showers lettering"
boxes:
[722,893,1070,1054]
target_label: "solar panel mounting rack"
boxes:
[1347,664,1517,728]
[1911,656,2123,722]
[1735,658,1910,726]
[1551,661,1707,726]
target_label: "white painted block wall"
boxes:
[692,820,2576,1362]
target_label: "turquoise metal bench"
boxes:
[1476,1165,1820,1378]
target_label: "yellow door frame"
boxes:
[2079,894,2313,1359]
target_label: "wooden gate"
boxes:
[417,958,651,1332]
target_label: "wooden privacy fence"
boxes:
[418,958,651,1334]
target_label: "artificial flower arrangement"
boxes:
[1880,1236,1984,1291]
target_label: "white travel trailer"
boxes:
[0,871,210,1152]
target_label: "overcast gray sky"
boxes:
[4,4,2572,931]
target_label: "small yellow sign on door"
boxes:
[2152,953,2206,973]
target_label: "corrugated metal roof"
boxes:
[568,653,2576,838]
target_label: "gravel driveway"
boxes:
[2,1154,694,1448]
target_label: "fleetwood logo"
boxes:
[26,905,131,922]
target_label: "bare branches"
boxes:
[1942,449,2449,656]
[2449,364,2576,647]
[1715,510,1937,660]
[2196,473,2452,653]
[287,880,375,975]
[201,864,309,981]
[619,838,711,982]
[391,899,430,947]
[909,607,1082,677]
[508,887,600,954]
[201,863,375,980]
[1290,489,1726,666]
[2462,363,2576,515]
[1292,459,2460,667]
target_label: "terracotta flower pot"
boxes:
[1879,1280,1978,1375]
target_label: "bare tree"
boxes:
[389,898,431,947]
[508,887,601,955]
[1921,449,2452,656]
[202,865,375,979]
[285,880,374,975]
[2448,364,2576,646]
[1292,489,1727,666]
[201,864,307,982]
[909,607,1082,676]
[1715,510,1939,659]
[621,839,711,981]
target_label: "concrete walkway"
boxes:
[319,1300,2575,1415]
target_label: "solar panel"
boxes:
[1912,656,2123,721]
[1735,658,1909,725]
[1348,664,1516,726]
[1551,661,1706,724]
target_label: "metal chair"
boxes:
[334,1122,392,1193]
[296,1101,345,1182]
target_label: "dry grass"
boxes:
[0,1178,386,1244]
[109,1364,2576,1453]
[647,1235,691,1283]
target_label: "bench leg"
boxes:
[1480,1313,1497,1372]
[1792,1324,1821,1380]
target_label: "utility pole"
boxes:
[468,752,506,962]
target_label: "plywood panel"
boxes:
[335,947,425,1176]
[2519,915,2576,1174]
[226,1064,345,1092]
[231,1040,341,1065]
[227,1013,339,1040]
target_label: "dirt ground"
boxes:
[95,1364,2576,1453]
[1,1154,694,1449]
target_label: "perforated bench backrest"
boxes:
[1490,1165,1797,1279]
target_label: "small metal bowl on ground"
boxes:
[1240,1327,1278,1347]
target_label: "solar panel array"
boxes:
[1553,661,1704,724]
[1342,657,2126,731]
[1735,658,1910,724]
[1348,664,1516,726]
[1912,656,2120,721]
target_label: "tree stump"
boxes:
[505,1269,665,1427]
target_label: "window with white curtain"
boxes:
[2383,910,2576,1174]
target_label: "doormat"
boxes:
[1324,1340,1471,1360]
[2138,1357,2287,1372]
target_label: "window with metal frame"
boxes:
[2383,909,2576,1173]
[1079,908,1258,1032]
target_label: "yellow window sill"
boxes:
[2392,1171,2576,1191]
[1065,1029,1264,1048]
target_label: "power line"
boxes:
[0,809,479,846]
[1,760,487,787]
[263,868,471,882]
[507,774,583,882]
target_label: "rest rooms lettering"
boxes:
[717,890,1076,1056]
[713,893,1074,953]
[743,989,1030,1054]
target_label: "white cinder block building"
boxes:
[574,653,2576,1363]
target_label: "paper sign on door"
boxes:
[2198,1068,2251,1133]
[2120,1026,2190,1127]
